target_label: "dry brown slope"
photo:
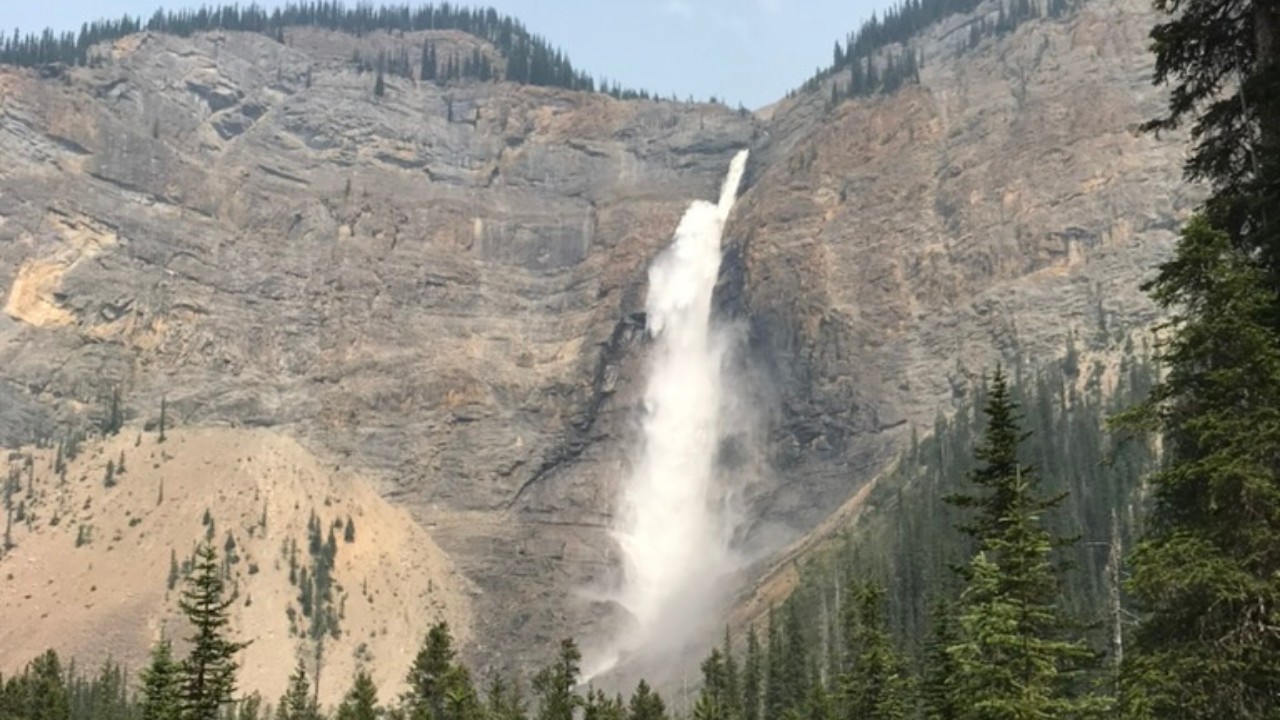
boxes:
[0,425,470,706]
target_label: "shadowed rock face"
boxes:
[0,0,1187,682]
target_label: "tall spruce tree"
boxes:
[336,670,379,720]
[277,659,320,720]
[1118,0,1280,715]
[946,369,1106,719]
[720,630,743,720]
[483,676,526,720]
[626,680,666,720]
[838,582,911,720]
[740,627,761,720]
[25,650,70,720]
[800,682,835,720]
[405,622,448,718]
[532,639,582,720]
[237,693,265,720]
[950,480,1105,720]
[692,648,739,720]
[139,640,182,720]
[1145,0,1280,283]
[945,367,1044,546]
[763,607,785,720]
[404,622,474,720]
[178,542,248,720]
[374,54,386,98]
[920,599,961,720]
[584,689,625,720]
[779,603,809,716]
[440,665,482,720]
[1117,216,1280,718]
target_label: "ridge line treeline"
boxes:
[0,2,655,100]
[803,0,1081,104]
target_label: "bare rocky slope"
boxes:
[1,427,470,705]
[0,0,1190,697]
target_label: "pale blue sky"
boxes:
[2,0,895,108]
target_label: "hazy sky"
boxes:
[2,0,896,108]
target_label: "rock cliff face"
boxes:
[0,0,1189,689]
[719,0,1190,551]
[0,25,756,675]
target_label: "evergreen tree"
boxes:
[335,670,379,720]
[4,502,13,554]
[483,676,525,720]
[325,527,338,562]
[920,600,961,720]
[25,650,70,720]
[626,680,666,720]
[950,475,1106,720]
[1144,0,1280,284]
[720,630,742,720]
[404,622,455,720]
[424,40,440,81]
[104,386,123,436]
[838,582,911,720]
[238,693,265,720]
[584,689,625,720]
[1117,216,1280,719]
[762,607,785,720]
[532,639,582,720]
[944,369,1105,719]
[168,549,180,591]
[740,627,761,720]
[403,622,479,720]
[277,659,319,720]
[692,648,739,720]
[779,602,809,714]
[139,640,182,720]
[158,396,167,443]
[945,367,1040,546]
[801,682,835,720]
[440,665,481,720]
[178,543,248,720]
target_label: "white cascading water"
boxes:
[605,149,750,668]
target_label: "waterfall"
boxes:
[606,149,750,669]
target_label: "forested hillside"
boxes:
[777,337,1157,669]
